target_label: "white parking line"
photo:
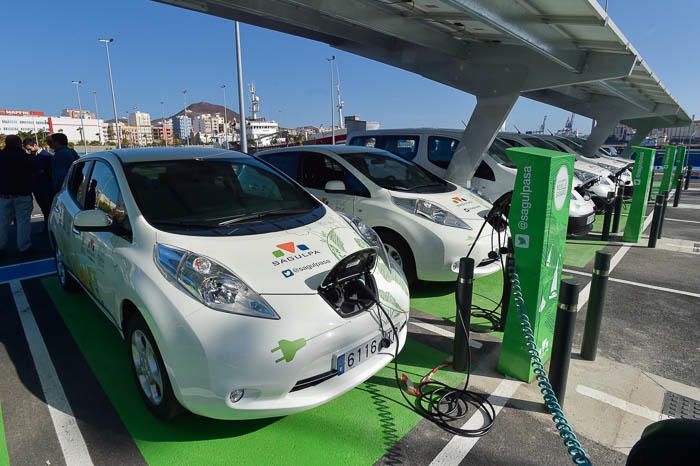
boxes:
[576,385,670,423]
[564,268,700,298]
[9,280,94,466]
[410,318,483,349]
[666,217,700,224]
[429,378,522,466]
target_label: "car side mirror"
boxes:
[324,180,346,193]
[73,209,113,232]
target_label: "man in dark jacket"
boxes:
[24,137,53,231]
[0,135,34,255]
[47,133,79,195]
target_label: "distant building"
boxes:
[152,121,173,145]
[0,109,49,135]
[172,115,192,142]
[127,111,153,145]
[62,108,96,119]
[612,123,635,143]
[49,116,105,143]
[665,120,700,144]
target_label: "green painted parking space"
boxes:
[0,402,8,466]
[41,277,463,465]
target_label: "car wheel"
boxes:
[127,313,182,420]
[55,246,78,291]
[378,231,417,287]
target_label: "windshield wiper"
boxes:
[217,208,312,226]
[150,220,215,229]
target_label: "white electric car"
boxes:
[258,145,504,285]
[347,129,596,236]
[48,147,409,420]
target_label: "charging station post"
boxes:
[658,190,669,239]
[659,145,677,195]
[685,162,692,190]
[673,146,687,207]
[497,147,574,382]
[611,186,624,233]
[622,147,656,243]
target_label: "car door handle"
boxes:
[72,226,81,236]
[54,204,60,213]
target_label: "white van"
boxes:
[347,129,597,236]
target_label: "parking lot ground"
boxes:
[0,182,698,465]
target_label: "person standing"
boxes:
[47,133,79,196]
[23,137,53,231]
[0,135,35,256]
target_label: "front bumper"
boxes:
[568,212,596,237]
[169,293,409,420]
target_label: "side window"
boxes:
[300,153,370,197]
[67,161,94,208]
[259,152,301,181]
[473,161,496,182]
[427,136,459,169]
[348,136,377,148]
[380,136,419,161]
[87,161,131,238]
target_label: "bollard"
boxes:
[611,186,624,233]
[601,194,614,241]
[581,252,612,361]
[657,190,669,239]
[453,257,474,372]
[549,279,581,408]
[685,163,692,190]
[498,238,513,331]
[647,194,664,248]
[673,174,683,207]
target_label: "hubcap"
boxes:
[131,330,164,406]
[55,249,66,285]
[384,244,404,269]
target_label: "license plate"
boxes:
[586,213,596,225]
[334,330,396,375]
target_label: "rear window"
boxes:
[349,135,420,161]
[427,136,458,169]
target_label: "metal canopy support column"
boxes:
[582,116,619,157]
[621,122,655,159]
[445,92,519,186]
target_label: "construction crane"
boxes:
[564,112,575,132]
[538,115,547,134]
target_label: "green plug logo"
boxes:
[272,338,307,363]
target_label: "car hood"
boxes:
[575,160,612,178]
[391,185,493,224]
[153,212,394,295]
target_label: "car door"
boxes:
[61,160,94,278]
[80,160,133,319]
[298,152,361,215]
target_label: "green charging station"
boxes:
[675,145,688,185]
[622,147,656,243]
[498,147,575,382]
[659,145,677,194]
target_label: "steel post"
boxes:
[498,238,513,331]
[685,163,692,190]
[601,195,614,241]
[611,186,623,233]
[581,252,611,361]
[647,194,664,248]
[658,191,669,239]
[549,279,581,408]
[453,257,474,372]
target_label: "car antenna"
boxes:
[461,120,468,128]
[514,125,522,134]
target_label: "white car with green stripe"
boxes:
[49,147,409,420]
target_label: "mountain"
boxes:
[153,101,241,124]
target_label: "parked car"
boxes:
[49,147,409,420]
[347,129,596,236]
[258,145,505,285]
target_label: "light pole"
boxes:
[92,90,102,144]
[221,84,229,149]
[161,101,168,147]
[72,80,88,155]
[182,89,189,145]
[235,22,248,153]
[326,56,336,144]
[98,38,121,149]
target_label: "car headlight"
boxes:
[391,197,471,230]
[154,244,278,319]
[574,169,596,184]
[339,213,392,267]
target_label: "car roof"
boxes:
[258,145,391,155]
[86,147,248,163]
[348,128,461,136]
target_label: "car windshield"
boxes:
[556,137,599,158]
[489,139,516,168]
[522,136,563,151]
[123,157,322,235]
[338,151,455,193]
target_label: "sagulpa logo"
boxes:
[514,234,530,249]
[451,196,468,205]
[272,242,309,258]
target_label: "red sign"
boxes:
[0,109,44,116]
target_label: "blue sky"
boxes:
[1,0,697,133]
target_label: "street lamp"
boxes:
[182,89,189,146]
[92,90,102,144]
[98,38,121,149]
[221,84,229,149]
[71,80,88,155]
[326,56,336,145]
[161,100,168,147]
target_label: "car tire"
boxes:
[54,245,78,291]
[378,230,417,287]
[126,313,182,420]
